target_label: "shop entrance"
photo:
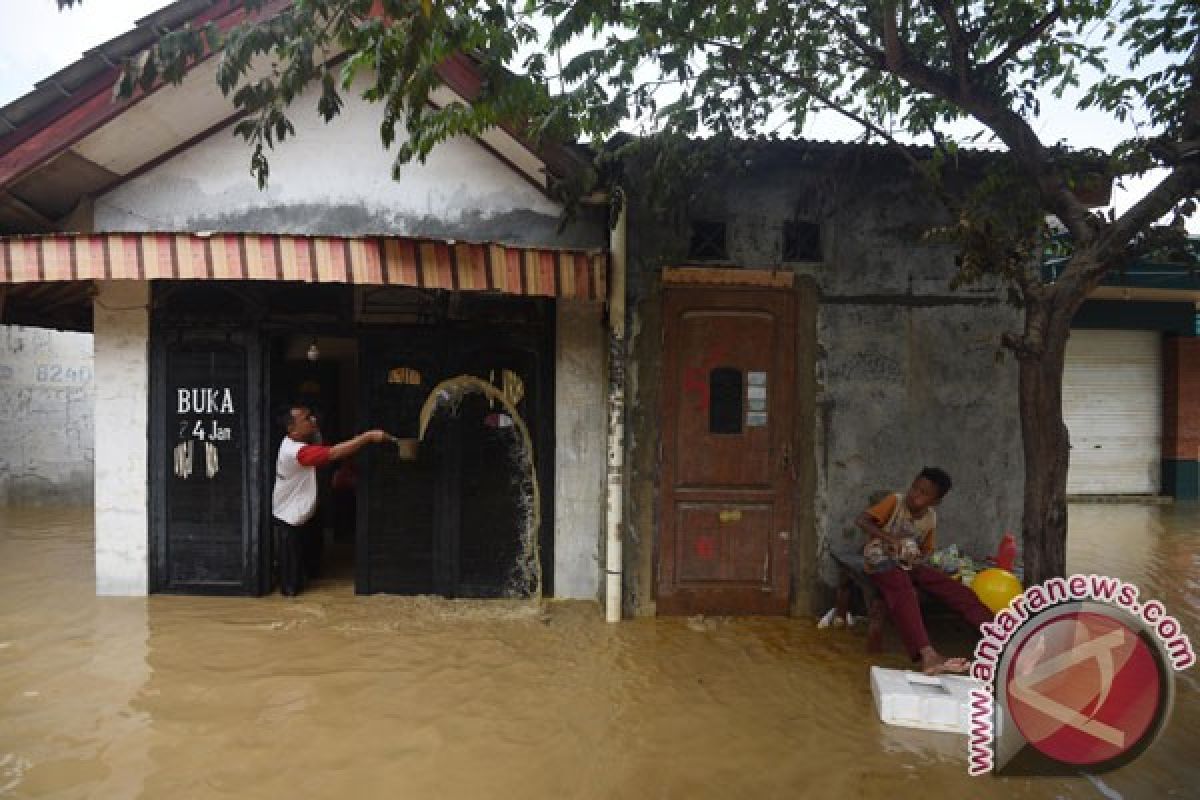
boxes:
[270,335,361,590]
[271,337,552,596]
[152,282,553,598]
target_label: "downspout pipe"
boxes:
[605,190,628,623]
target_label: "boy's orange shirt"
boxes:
[864,492,937,562]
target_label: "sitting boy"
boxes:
[856,466,994,674]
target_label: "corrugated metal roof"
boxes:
[0,1,221,137]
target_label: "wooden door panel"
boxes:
[675,503,774,584]
[658,286,796,615]
[674,311,775,488]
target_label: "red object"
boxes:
[996,532,1018,572]
[868,565,995,660]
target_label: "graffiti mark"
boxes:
[35,364,92,384]
[173,441,193,479]
[682,344,734,412]
[204,442,220,479]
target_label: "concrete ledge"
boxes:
[1067,495,1174,505]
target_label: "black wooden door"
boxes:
[150,329,265,595]
[359,324,553,597]
[358,329,445,595]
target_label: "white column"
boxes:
[605,196,627,622]
[93,281,150,596]
[553,300,607,599]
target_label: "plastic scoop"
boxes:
[385,434,419,461]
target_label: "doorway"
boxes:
[270,334,361,591]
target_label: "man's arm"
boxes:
[327,429,390,462]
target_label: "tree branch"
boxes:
[982,4,1062,75]
[930,0,971,98]
[1183,37,1200,140]
[845,32,1096,242]
[880,0,907,70]
[1097,162,1200,273]
[1148,137,1200,166]
[684,33,924,172]
[810,1,887,68]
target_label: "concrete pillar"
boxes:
[553,300,606,599]
[1162,335,1200,500]
[93,281,150,595]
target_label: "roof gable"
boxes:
[92,72,567,239]
[0,0,586,234]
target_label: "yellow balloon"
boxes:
[971,568,1023,613]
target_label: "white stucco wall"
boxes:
[554,301,606,599]
[0,326,94,506]
[93,75,603,249]
[93,281,150,596]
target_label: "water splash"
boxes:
[417,375,542,600]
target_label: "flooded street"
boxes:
[1,506,1197,799]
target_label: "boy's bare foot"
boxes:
[918,646,971,675]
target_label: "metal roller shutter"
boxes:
[1063,329,1162,494]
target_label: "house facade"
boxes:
[17,1,1188,619]
[615,142,1027,615]
[1,1,610,602]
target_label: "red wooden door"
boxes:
[657,286,796,615]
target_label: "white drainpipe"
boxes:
[605,192,628,622]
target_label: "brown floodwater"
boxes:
[0,505,1196,799]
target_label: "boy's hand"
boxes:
[856,512,893,543]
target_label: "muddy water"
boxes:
[0,506,1196,799]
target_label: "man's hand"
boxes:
[366,429,391,445]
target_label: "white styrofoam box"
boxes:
[870,666,985,734]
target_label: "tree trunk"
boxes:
[1016,298,1079,587]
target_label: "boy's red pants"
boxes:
[868,564,994,660]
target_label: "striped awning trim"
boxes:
[0,232,607,301]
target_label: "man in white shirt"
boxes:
[272,405,390,596]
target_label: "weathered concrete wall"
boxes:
[93,75,606,250]
[623,148,1024,615]
[0,326,94,506]
[93,281,150,596]
[553,301,606,598]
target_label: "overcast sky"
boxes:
[1,0,1194,232]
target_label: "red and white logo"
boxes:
[1003,610,1165,767]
